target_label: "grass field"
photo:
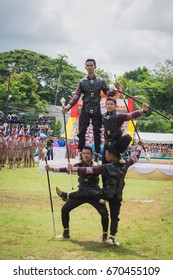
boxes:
[0,163,173,260]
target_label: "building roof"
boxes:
[134,132,173,144]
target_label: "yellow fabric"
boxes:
[127,120,136,145]
[64,117,76,139]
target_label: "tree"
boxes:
[153,59,173,80]
[117,62,173,132]
[123,67,151,82]
[52,119,62,137]
[119,61,173,118]
[137,112,173,133]
[1,50,172,132]
[117,76,150,110]
[0,71,46,116]
[0,50,84,107]
[52,59,84,106]
[151,59,173,115]
[95,68,112,84]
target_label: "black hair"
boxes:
[85,58,96,66]
[81,146,93,154]
[106,145,120,158]
[105,97,117,105]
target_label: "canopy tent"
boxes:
[127,163,173,181]
[134,132,173,144]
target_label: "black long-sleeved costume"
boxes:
[65,75,116,153]
[55,160,109,233]
[67,147,142,236]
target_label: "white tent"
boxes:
[134,132,173,144]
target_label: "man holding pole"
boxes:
[50,140,144,245]
[101,97,149,186]
[62,58,120,162]
[45,146,109,241]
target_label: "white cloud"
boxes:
[0,0,172,76]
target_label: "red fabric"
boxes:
[71,101,82,117]
[69,143,78,158]
[127,98,134,112]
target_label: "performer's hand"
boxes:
[45,164,52,171]
[115,81,122,91]
[68,163,73,171]
[142,103,149,112]
[109,84,117,91]
[138,139,144,146]
[62,107,68,114]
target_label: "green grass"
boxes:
[0,163,173,260]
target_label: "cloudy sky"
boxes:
[0,0,173,76]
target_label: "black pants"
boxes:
[47,149,53,160]
[102,134,132,188]
[69,187,100,200]
[67,190,122,237]
[61,198,109,233]
[108,196,122,236]
[96,191,122,236]
[78,109,102,154]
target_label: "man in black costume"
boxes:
[62,58,120,162]
[52,140,144,246]
[45,146,109,242]
[101,97,149,186]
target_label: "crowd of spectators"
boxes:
[6,114,25,124]
[138,142,173,158]
[0,111,173,170]
[73,120,173,158]
[0,113,53,138]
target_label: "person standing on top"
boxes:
[62,58,121,162]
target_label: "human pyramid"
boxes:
[45,58,150,246]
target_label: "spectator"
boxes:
[57,136,66,147]
[46,134,54,160]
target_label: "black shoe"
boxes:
[57,228,70,239]
[102,232,108,242]
[56,187,68,201]
[57,234,70,239]
[63,229,70,238]
[93,153,99,162]
[62,229,70,238]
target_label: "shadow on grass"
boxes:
[70,240,151,260]
[47,237,152,260]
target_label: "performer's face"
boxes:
[105,100,116,112]
[81,149,93,164]
[105,150,116,162]
[85,61,96,74]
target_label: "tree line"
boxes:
[0,49,172,133]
